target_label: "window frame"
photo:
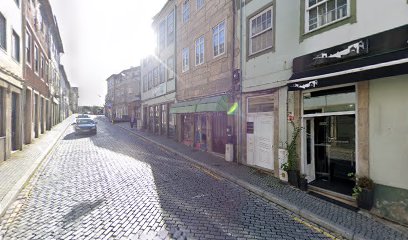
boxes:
[40,54,45,79]
[248,6,274,56]
[213,20,226,58]
[196,0,204,10]
[195,35,205,66]
[167,10,175,46]
[183,0,190,24]
[34,44,39,74]
[11,30,20,62]
[167,55,175,80]
[158,20,166,51]
[182,47,189,72]
[25,29,32,66]
[305,0,351,33]
[0,13,6,51]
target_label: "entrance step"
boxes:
[308,185,358,210]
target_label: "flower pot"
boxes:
[299,178,308,191]
[357,188,374,210]
[287,170,299,187]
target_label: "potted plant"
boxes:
[299,174,308,191]
[348,173,374,210]
[280,121,302,187]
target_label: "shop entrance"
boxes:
[304,115,356,195]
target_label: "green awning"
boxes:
[170,95,229,114]
[196,95,228,112]
[169,99,200,114]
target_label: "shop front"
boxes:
[301,86,356,196]
[288,24,408,204]
[171,95,230,157]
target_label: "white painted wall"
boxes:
[299,0,408,55]
[369,75,408,190]
[239,0,300,92]
[0,0,23,83]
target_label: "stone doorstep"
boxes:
[116,122,408,240]
[0,116,74,218]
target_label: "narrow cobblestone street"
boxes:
[0,117,333,240]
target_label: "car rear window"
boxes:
[77,119,94,124]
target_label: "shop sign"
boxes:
[290,80,318,90]
[312,40,368,66]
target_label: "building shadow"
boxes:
[87,116,323,239]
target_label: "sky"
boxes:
[49,0,167,106]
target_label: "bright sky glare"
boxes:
[50,0,167,106]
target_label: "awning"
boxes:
[196,95,228,112]
[170,95,229,114]
[288,24,408,91]
[169,99,200,114]
[288,57,408,91]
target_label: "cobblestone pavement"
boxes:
[0,117,334,240]
[115,121,408,240]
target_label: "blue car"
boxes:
[74,118,97,135]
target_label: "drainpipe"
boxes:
[238,0,244,164]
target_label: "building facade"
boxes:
[70,87,78,113]
[236,0,300,173]
[105,66,141,123]
[169,0,235,157]
[0,0,24,160]
[0,0,72,162]
[286,0,408,225]
[141,0,177,136]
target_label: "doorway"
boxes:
[304,115,356,195]
[247,114,274,170]
[11,92,18,151]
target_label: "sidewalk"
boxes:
[0,116,73,217]
[115,121,408,240]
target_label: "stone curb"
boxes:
[116,124,362,240]
[0,116,73,218]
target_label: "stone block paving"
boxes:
[0,117,333,239]
[115,121,408,240]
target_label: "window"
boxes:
[183,0,190,23]
[148,71,153,89]
[34,44,39,73]
[11,31,20,62]
[143,75,147,92]
[25,30,31,65]
[213,21,225,57]
[167,10,174,45]
[306,0,349,32]
[0,13,6,50]
[197,0,204,10]
[153,67,159,86]
[182,47,189,72]
[45,62,48,82]
[159,64,165,83]
[40,55,45,78]
[249,7,273,55]
[195,36,204,65]
[167,56,174,80]
[159,20,166,50]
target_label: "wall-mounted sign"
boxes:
[246,122,254,134]
[312,40,368,66]
[290,80,318,90]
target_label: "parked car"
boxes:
[76,114,90,118]
[74,118,97,135]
